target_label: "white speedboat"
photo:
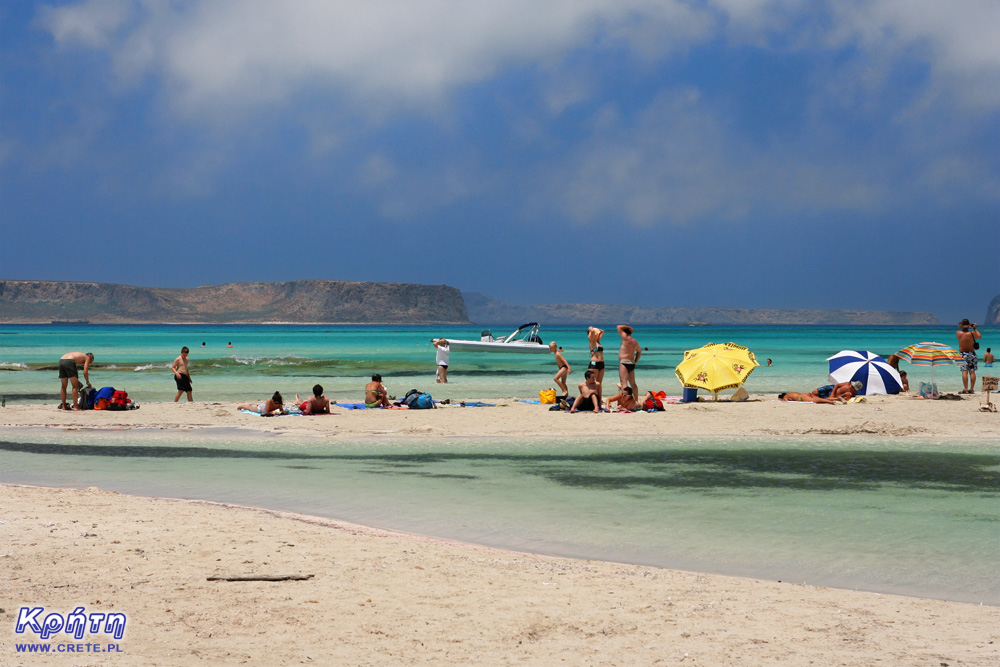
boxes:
[434,323,549,354]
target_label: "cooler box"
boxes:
[682,387,698,402]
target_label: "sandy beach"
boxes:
[2,397,998,665]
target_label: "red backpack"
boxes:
[108,390,130,410]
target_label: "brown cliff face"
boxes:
[0,280,470,324]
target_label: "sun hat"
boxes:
[959,318,971,327]
[851,381,863,391]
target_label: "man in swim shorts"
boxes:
[956,319,982,394]
[58,351,94,410]
[172,346,193,402]
[616,324,641,397]
[297,384,331,414]
[365,374,391,408]
[570,370,602,413]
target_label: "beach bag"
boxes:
[108,390,130,411]
[404,389,435,409]
[93,386,115,410]
[77,386,96,410]
[539,389,557,404]
[918,382,939,400]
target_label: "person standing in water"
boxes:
[549,342,571,400]
[433,338,450,383]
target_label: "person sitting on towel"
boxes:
[570,370,602,413]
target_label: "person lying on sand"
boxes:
[296,384,330,414]
[778,392,841,404]
[238,392,286,415]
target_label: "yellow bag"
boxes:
[539,389,557,404]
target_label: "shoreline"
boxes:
[3,483,998,665]
[3,399,998,663]
[2,393,997,439]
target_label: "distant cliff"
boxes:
[987,294,1000,326]
[463,293,938,326]
[0,280,470,324]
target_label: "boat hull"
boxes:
[446,339,550,354]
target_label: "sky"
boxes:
[1,0,998,324]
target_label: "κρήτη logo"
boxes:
[15,607,127,641]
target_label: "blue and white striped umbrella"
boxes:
[827,350,903,395]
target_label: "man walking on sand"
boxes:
[616,325,641,397]
[172,346,193,402]
[956,319,982,394]
[58,351,94,410]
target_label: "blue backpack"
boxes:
[403,389,435,409]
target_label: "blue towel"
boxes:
[516,399,541,404]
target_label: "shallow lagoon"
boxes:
[2,429,997,605]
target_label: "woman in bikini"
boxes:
[587,326,606,386]
[778,392,840,404]
[237,391,286,415]
[365,374,391,408]
[548,342,571,399]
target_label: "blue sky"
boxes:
[1,0,998,323]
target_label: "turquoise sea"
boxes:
[1,324,997,604]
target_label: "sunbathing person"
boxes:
[238,392,286,415]
[296,384,331,414]
[778,392,841,404]
[605,386,638,411]
[365,374,391,408]
[570,370,602,413]
[811,381,860,402]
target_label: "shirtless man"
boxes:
[365,374,391,408]
[549,342,571,399]
[570,370,602,413]
[984,348,995,366]
[811,381,860,402]
[778,392,841,404]
[956,319,982,394]
[616,325,641,397]
[296,384,331,414]
[605,386,637,411]
[587,326,606,385]
[58,351,94,410]
[172,346,193,402]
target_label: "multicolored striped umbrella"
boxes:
[895,342,963,366]
[895,341,963,385]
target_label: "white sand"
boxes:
[1,397,998,665]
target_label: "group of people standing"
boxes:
[548,325,643,412]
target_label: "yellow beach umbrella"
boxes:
[675,342,760,398]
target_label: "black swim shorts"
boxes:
[58,358,78,379]
[175,373,193,392]
[588,361,605,370]
[620,361,636,372]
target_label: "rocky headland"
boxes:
[0,280,470,324]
